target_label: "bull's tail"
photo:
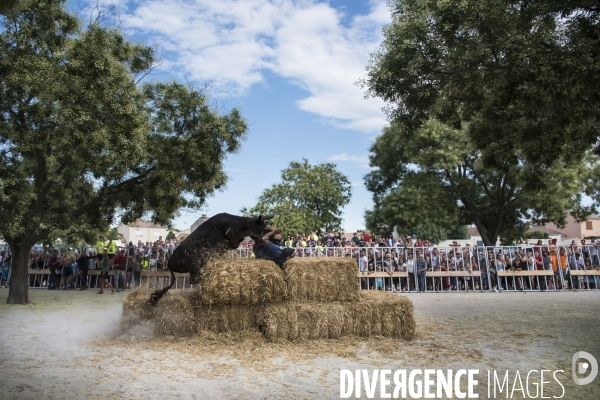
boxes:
[149,267,176,305]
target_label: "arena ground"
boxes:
[0,288,598,399]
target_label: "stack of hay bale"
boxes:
[122,257,416,341]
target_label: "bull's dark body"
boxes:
[167,213,268,284]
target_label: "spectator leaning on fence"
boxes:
[129,255,142,288]
[590,241,599,266]
[112,249,128,292]
[148,253,158,271]
[77,250,96,291]
[383,253,397,292]
[416,255,427,293]
[60,256,76,290]
[47,249,60,290]
[406,252,415,292]
[1,258,9,287]
[141,256,149,272]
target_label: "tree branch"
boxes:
[69,166,156,219]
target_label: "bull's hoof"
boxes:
[149,287,170,305]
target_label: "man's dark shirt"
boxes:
[77,256,95,269]
[112,254,128,270]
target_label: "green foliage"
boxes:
[0,0,247,242]
[242,159,352,236]
[361,0,600,246]
[106,227,119,241]
[0,0,248,303]
[361,0,600,168]
[524,231,550,240]
[364,119,595,246]
[447,225,469,240]
[165,230,176,241]
[410,220,448,244]
[0,0,22,15]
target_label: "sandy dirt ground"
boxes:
[0,288,599,399]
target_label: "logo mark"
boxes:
[572,351,598,385]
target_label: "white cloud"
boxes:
[328,153,371,169]
[122,0,389,132]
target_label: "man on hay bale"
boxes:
[253,225,296,268]
[149,213,275,304]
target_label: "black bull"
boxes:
[149,213,274,304]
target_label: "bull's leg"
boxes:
[149,267,177,305]
[186,258,204,285]
[189,265,201,285]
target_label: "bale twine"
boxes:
[200,258,286,306]
[259,292,415,341]
[284,258,359,302]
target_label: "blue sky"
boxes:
[84,0,392,231]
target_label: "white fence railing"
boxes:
[1,244,598,292]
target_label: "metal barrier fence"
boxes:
[18,245,188,291]
[229,244,600,293]
[1,243,599,293]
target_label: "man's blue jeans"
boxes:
[417,274,426,292]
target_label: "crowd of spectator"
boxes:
[237,233,600,293]
[1,232,599,294]
[19,236,181,291]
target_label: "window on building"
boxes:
[586,221,593,230]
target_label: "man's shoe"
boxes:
[96,291,103,294]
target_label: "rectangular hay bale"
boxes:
[122,288,263,336]
[284,258,360,302]
[260,303,346,341]
[259,292,416,341]
[201,258,286,305]
[196,304,261,333]
[344,291,416,340]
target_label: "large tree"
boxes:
[0,0,248,304]
[241,159,352,236]
[364,119,595,246]
[361,0,600,170]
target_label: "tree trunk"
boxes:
[6,240,32,304]
[471,215,494,247]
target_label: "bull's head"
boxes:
[251,213,276,240]
[254,214,275,228]
[222,214,275,248]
